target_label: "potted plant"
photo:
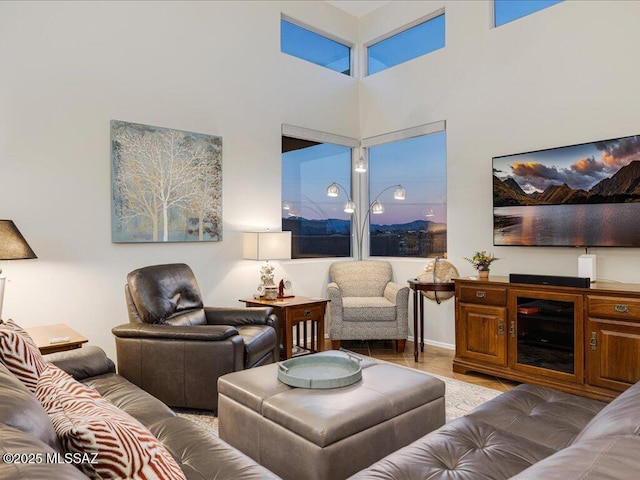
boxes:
[464,251,498,279]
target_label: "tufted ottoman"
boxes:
[217,351,445,480]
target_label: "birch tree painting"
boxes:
[111,120,222,242]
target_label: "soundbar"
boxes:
[509,273,590,288]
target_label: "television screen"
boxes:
[493,134,640,247]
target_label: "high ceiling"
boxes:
[326,1,391,17]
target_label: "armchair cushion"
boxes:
[329,261,392,297]
[126,263,206,326]
[342,297,398,322]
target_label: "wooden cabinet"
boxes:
[586,295,640,393]
[454,277,640,401]
[457,304,507,367]
[455,284,507,367]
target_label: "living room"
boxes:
[3,0,639,363]
[2,1,640,479]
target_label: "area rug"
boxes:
[174,362,501,435]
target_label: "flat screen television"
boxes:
[493,133,640,247]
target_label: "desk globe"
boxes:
[417,259,459,301]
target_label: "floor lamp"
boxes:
[0,220,38,320]
[326,182,406,260]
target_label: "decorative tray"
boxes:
[277,353,362,389]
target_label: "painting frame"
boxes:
[111,120,223,243]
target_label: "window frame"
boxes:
[361,121,447,259]
[364,8,445,77]
[281,14,354,76]
[281,124,359,259]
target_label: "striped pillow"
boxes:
[0,319,47,392]
[36,364,186,480]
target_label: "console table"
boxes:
[239,296,328,360]
[454,276,640,401]
[408,279,456,362]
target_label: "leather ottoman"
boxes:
[217,351,445,480]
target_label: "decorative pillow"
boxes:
[0,319,47,392]
[36,364,186,480]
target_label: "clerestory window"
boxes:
[366,12,445,76]
[281,17,352,75]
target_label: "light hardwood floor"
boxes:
[326,339,519,393]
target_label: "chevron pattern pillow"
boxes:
[36,364,186,480]
[0,319,47,392]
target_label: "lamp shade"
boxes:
[243,231,291,261]
[0,221,37,260]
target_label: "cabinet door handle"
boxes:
[476,291,486,298]
[304,310,312,317]
[614,304,629,313]
[498,320,504,335]
[509,320,516,338]
[590,332,597,350]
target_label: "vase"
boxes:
[478,270,489,279]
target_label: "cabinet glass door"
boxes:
[515,297,574,374]
[509,289,583,382]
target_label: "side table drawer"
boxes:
[587,295,640,322]
[459,285,507,306]
[289,304,324,322]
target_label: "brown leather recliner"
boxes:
[111,263,279,412]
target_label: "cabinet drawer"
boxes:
[587,295,640,321]
[459,285,507,306]
[289,305,324,322]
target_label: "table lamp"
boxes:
[243,231,291,299]
[0,220,37,319]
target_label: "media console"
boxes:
[454,275,640,401]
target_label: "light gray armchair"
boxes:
[327,260,409,353]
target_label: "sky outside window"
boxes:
[367,14,445,76]
[282,140,352,258]
[369,132,447,225]
[368,131,447,257]
[281,19,351,75]
[494,0,563,27]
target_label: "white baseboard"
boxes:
[408,335,455,351]
[322,333,455,351]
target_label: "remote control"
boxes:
[49,336,70,344]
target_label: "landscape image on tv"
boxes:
[493,134,640,247]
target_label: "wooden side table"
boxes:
[25,323,88,355]
[239,296,329,360]
[407,279,455,362]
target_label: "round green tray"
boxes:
[277,353,362,389]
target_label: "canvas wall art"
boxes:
[111,120,222,243]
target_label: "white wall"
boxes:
[0,1,359,360]
[3,1,640,359]
[359,0,640,346]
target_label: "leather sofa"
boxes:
[350,380,640,480]
[0,345,281,480]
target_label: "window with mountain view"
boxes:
[367,131,447,257]
[282,135,353,258]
